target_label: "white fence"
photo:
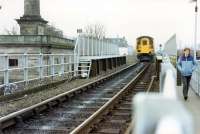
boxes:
[0,53,79,95]
[74,36,120,57]
[0,36,123,95]
[190,61,200,95]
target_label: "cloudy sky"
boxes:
[0,0,199,48]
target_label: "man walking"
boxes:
[177,48,197,100]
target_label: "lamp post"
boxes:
[193,0,198,59]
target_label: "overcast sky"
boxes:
[0,0,199,48]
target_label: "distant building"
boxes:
[106,37,128,55]
[106,37,128,47]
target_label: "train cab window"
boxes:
[142,40,147,45]
[137,41,140,49]
[137,41,140,45]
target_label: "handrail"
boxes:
[133,55,194,134]
[162,70,177,98]
[160,56,177,99]
[0,53,79,95]
[190,60,200,96]
[156,55,184,134]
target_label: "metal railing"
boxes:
[0,53,79,95]
[133,55,194,134]
[190,60,200,95]
[159,56,177,99]
[74,35,120,57]
[0,35,123,95]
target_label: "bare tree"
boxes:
[3,25,19,35]
[84,23,106,39]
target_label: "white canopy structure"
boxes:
[163,34,177,56]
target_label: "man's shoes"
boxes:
[184,96,188,101]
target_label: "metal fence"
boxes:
[0,53,79,95]
[74,36,120,57]
[0,36,122,95]
[190,60,200,95]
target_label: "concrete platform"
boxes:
[176,86,200,134]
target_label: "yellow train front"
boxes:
[136,36,155,62]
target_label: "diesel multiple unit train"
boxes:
[136,36,155,61]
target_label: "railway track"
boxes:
[0,62,153,134]
[71,63,155,134]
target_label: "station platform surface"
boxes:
[176,86,200,134]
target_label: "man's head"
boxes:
[183,48,191,57]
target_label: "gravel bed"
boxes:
[0,65,129,117]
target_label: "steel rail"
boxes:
[70,64,149,134]
[146,75,157,93]
[124,74,156,134]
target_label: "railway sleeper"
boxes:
[91,127,123,134]
[14,126,71,134]
[24,120,83,128]
[34,105,48,115]
[57,96,67,103]
[1,119,16,132]
[81,87,88,92]
[75,89,83,94]
[97,120,128,128]
[66,92,75,98]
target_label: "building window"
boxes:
[9,59,18,67]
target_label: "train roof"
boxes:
[136,36,154,40]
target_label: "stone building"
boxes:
[0,0,75,83]
[0,0,75,58]
[0,0,75,54]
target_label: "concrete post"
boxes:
[17,0,47,35]
[39,53,43,79]
[24,0,40,16]
[23,53,28,84]
[4,54,9,86]
[50,55,55,78]
[61,55,64,76]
